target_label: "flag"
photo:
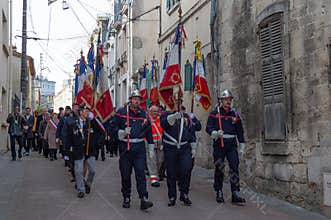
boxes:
[140,64,148,109]
[76,48,94,107]
[159,24,184,111]
[193,41,212,111]
[149,59,159,105]
[94,35,114,122]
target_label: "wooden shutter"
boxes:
[184,62,193,91]
[259,13,286,140]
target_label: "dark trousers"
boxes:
[49,149,57,160]
[42,139,49,158]
[9,135,23,159]
[95,144,105,160]
[24,138,33,153]
[164,145,192,199]
[38,137,43,154]
[32,133,38,151]
[119,142,148,199]
[213,140,240,193]
[110,139,118,156]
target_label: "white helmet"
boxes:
[218,89,233,99]
[129,89,142,99]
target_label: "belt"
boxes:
[163,139,188,148]
[222,134,236,139]
[121,138,145,143]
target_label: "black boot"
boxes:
[140,197,153,210]
[168,198,176,207]
[232,191,246,205]
[216,190,225,203]
[122,197,130,208]
[179,194,192,206]
[85,184,91,194]
[77,192,84,198]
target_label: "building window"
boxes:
[259,12,286,141]
[184,60,193,91]
[166,0,179,14]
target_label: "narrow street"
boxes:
[0,152,329,220]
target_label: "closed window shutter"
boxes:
[184,62,193,91]
[259,13,286,140]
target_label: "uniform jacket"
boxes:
[160,111,196,147]
[111,106,153,145]
[206,106,245,145]
[65,115,103,160]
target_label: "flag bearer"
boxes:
[160,95,196,207]
[110,89,154,210]
[206,89,246,205]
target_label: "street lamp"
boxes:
[62,0,69,10]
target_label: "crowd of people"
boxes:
[6,88,247,211]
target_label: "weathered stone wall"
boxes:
[215,0,331,216]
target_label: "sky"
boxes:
[12,0,112,93]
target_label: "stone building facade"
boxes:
[211,0,331,216]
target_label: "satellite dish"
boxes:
[62,0,69,10]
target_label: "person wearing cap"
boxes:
[110,89,154,210]
[206,89,246,205]
[160,95,196,207]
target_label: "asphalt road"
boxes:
[0,152,329,220]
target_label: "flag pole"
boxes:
[177,5,183,142]
[191,42,197,113]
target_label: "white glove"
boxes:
[148,144,155,159]
[125,127,131,135]
[167,112,182,125]
[64,156,69,161]
[56,138,59,143]
[188,113,194,119]
[239,143,246,157]
[191,142,197,158]
[118,129,128,141]
[211,130,223,139]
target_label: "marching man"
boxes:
[206,89,246,205]
[111,89,154,210]
[160,94,196,207]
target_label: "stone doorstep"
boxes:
[193,165,330,220]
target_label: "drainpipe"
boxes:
[210,0,220,97]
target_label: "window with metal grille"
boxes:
[259,13,286,141]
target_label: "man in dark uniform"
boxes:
[179,106,202,191]
[206,89,246,205]
[65,105,102,198]
[110,89,153,210]
[160,95,196,207]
